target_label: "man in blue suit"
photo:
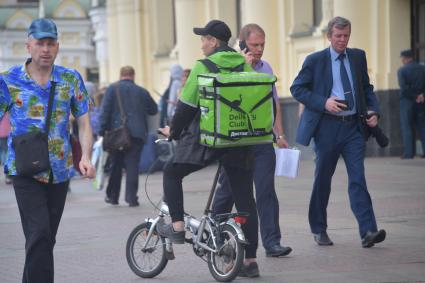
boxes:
[397,49,425,159]
[290,17,386,248]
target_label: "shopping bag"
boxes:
[275,147,301,178]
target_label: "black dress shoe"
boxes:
[362,229,386,248]
[128,201,140,207]
[266,244,292,257]
[104,196,118,205]
[314,231,334,246]
[238,262,260,278]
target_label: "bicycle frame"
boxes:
[143,203,246,257]
[127,139,248,282]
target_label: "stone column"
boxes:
[240,0,281,90]
[106,0,144,83]
[333,0,371,55]
[106,0,119,82]
[89,4,109,86]
[316,0,334,33]
[116,0,139,77]
[174,0,206,68]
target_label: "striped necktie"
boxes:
[337,53,354,110]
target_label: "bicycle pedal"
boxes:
[165,250,175,260]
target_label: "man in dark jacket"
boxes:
[397,49,425,158]
[157,20,260,277]
[100,66,157,206]
[290,17,386,248]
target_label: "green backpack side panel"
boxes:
[198,71,275,148]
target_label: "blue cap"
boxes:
[400,49,413,58]
[28,18,58,40]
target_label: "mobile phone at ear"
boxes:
[239,40,249,53]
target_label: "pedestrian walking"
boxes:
[100,66,157,207]
[0,18,95,283]
[290,16,386,248]
[212,23,292,259]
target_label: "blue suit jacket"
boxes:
[290,47,380,146]
[397,61,425,100]
[100,80,158,142]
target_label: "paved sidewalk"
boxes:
[0,157,424,283]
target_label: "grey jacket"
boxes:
[100,79,157,142]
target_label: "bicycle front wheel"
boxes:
[207,224,244,282]
[126,222,168,278]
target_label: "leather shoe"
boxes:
[362,229,386,248]
[266,244,292,257]
[128,201,140,207]
[238,262,259,278]
[314,231,334,246]
[104,196,118,205]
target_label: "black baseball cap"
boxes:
[400,49,413,58]
[193,20,231,43]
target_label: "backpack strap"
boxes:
[200,59,220,73]
[230,63,244,72]
[199,58,245,73]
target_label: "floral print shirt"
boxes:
[0,60,90,183]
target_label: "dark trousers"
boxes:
[162,157,258,258]
[310,116,377,239]
[13,176,69,283]
[212,143,282,251]
[106,138,144,204]
[400,99,425,157]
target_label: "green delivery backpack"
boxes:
[197,59,276,148]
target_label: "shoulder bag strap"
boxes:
[352,53,368,119]
[114,83,127,126]
[44,81,56,135]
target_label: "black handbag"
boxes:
[102,84,132,152]
[12,82,56,176]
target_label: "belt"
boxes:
[323,113,357,122]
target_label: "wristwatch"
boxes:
[277,135,285,140]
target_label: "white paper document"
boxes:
[275,148,301,178]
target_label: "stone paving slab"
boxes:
[0,157,424,283]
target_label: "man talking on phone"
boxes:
[212,23,292,270]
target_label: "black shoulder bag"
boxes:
[102,84,132,152]
[13,82,56,176]
[353,53,389,147]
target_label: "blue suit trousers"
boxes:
[399,99,425,158]
[310,116,378,238]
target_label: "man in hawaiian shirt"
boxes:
[0,18,95,283]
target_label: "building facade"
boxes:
[1,0,423,156]
[100,0,422,156]
[0,0,97,81]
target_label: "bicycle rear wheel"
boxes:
[207,224,244,282]
[126,222,168,278]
